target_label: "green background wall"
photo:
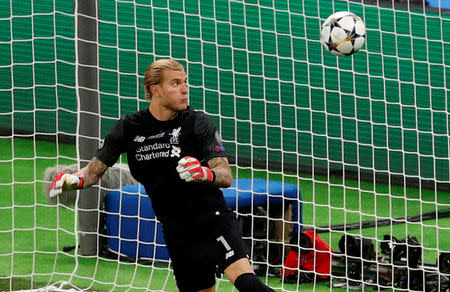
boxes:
[0,0,449,181]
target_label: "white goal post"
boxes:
[0,0,449,291]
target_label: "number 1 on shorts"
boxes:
[217,235,231,251]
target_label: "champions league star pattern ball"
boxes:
[320,11,367,56]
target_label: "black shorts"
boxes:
[162,209,249,292]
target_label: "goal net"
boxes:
[0,0,449,291]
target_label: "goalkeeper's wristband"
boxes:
[74,173,85,189]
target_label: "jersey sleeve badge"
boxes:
[215,131,226,152]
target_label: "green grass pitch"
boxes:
[0,137,449,291]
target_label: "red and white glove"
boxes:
[48,172,85,198]
[176,156,215,183]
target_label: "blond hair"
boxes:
[142,59,185,101]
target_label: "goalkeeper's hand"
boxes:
[176,156,215,183]
[48,172,85,198]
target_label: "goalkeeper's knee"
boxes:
[234,273,275,292]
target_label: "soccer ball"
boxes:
[320,11,366,56]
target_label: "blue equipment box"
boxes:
[105,179,302,260]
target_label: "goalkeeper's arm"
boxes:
[49,157,109,197]
[207,156,233,187]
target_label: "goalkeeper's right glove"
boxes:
[49,172,85,198]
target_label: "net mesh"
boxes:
[0,0,449,291]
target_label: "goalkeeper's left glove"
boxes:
[176,156,215,183]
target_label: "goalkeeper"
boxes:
[49,59,274,292]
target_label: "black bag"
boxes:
[338,234,376,261]
[338,234,376,283]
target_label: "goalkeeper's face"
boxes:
[158,69,189,112]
